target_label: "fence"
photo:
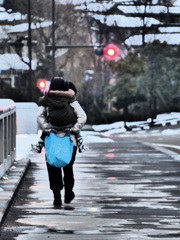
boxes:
[0,99,16,178]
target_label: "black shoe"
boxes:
[31,141,44,153]
[53,188,62,206]
[53,199,62,206]
[64,189,75,204]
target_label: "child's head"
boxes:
[50,77,77,95]
[69,82,77,95]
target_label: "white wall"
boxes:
[16,102,38,134]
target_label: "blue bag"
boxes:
[45,130,73,168]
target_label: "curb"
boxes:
[0,158,31,227]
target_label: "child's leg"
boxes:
[75,132,81,139]
[75,132,88,153]
[31,131,46,153]
[40,131,48,141]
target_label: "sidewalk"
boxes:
[0,133,38,226]
[1,132,180,239]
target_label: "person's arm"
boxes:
[38,95,48,106]
[37,106,51,134]
[48,89,75,98]
[70,101,87,133]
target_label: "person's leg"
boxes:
[63,146,77,203]
[31,131,47,153]
[46,160,63,205]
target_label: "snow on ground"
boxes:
[92,121,125,132]
[16,130,114,159]
[16,112,180,160]
[161,129,180,135]
[81,131,114,144]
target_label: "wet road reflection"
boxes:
[1,137,180,239]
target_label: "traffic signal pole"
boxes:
[50,0,105,77]
[49,1,118,78]
[52,0,56,78]
[46,44,105,50]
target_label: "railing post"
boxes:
[0,99,16,178]
[0,117,4,165]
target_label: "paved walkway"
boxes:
[1,134,180,239]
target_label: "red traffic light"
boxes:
[107,48,115,56]
[37,79,46,90]
[103,44,120,60]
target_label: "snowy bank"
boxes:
[92,112,180,133]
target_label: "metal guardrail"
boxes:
[0,99,16,178]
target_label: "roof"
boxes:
[8,21,52,33]
[93,14,161,28]
[0,7,52,37]
[0,53,29,71]
[125,33,180,46]
[74,0,180,46]
[0,54,38,71]
[0,7,26,22]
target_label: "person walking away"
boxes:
[37,77,87,205]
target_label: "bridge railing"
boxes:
[0,99,16,178]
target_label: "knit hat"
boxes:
[50,77,69,91]
[50,77,77,95]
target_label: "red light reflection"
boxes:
[106,153,115,158]
[108,149,115,153]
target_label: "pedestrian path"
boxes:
[1,135,180,239]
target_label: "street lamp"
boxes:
[28,0,32,101]
[0,0,4,97]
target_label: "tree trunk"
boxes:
[123,100,129,128]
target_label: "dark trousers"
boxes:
[46,146,77,190]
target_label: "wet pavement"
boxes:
[1,135,180,239]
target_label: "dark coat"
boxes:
[39,95,77,127]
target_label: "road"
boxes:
[1,131,180,239]
[121,124,180,154]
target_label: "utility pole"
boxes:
[28,0,32,101]
[52,0,56,78]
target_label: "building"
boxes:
[0,6,51,90]
[75,0,180,48]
